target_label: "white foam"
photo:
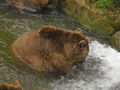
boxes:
[50,40,120,90]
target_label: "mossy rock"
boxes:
[62,0,120,38]
[111,31,120,51]
[91,0,120,9]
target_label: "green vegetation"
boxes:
[93,0,120,9]
[94,0,114,9]
[62,0,120,50]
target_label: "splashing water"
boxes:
[50,39,120,90]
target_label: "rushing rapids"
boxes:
[51,39,120,90]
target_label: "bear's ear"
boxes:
[75,28,84,34]
[40,26,61,39]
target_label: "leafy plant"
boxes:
[94,0,115,9]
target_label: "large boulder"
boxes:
[62,0,120,38]
[111,31,120,51]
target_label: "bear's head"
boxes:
[63,28,89,63]
[40,26,89,63]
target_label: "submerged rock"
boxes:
[6,0,55,11]
[111,31,120,51]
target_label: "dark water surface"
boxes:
[1,1,120,90]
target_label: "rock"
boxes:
[111,31,120,51]
[62,0,120,38]
[6,0,54,11]
[12,26,89,77]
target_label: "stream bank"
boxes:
[62,0,120,51]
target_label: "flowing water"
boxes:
[0,1,120,90]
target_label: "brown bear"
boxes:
[0,80,23,90]
[12,26,89,77]
[6,0,53,11]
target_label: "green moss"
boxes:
[109,22,120,31]
[74,12,114,37]
[111,31,120,51]
[93,0,120,9]
[94,0,114,9]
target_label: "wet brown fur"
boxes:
[6,0,53,9]
[12,26,89,77]
[0,80,23,90]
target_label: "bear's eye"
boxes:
[79,43,85,48]
[73,35,81,42]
